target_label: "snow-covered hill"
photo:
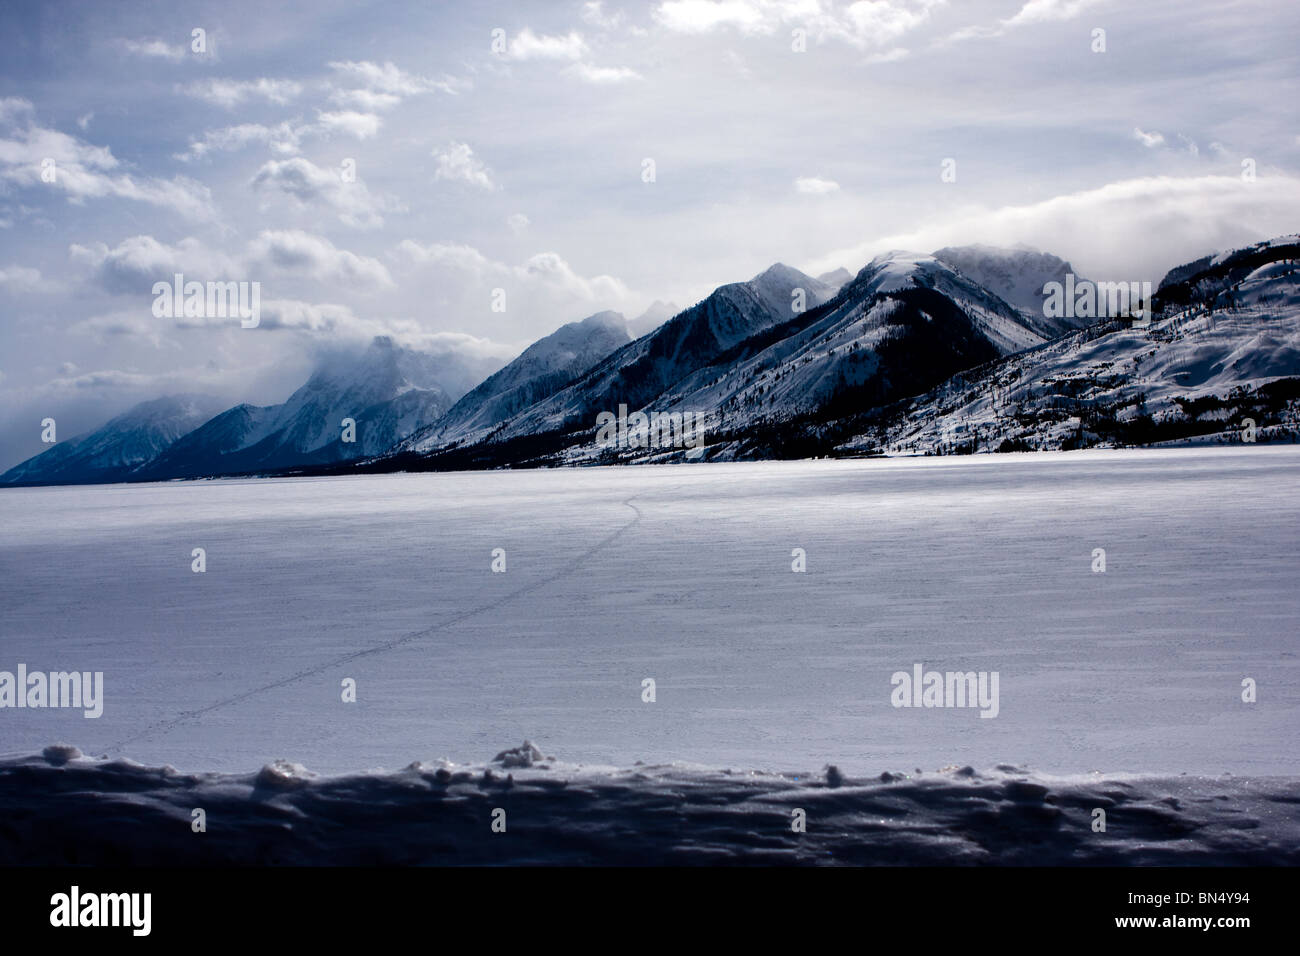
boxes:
[401,311,632,452]
[0,395,226,486]
[138,337,501,478]
[844,236,1300,456]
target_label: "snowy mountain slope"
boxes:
[401,311,632,452]
[139,337,501,478]
[648,258,1015,427]
[843,236,1300,455]
[932,244,1088,333]
[627,300,678,338]
[484,263,840,441]
[816,266,852,292]
[379,252,1086,469]
[0,395,226,486]
[452,252,1060,465]
[834,250,1054,354]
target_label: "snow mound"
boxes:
[2,747,1297,866]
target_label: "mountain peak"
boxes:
[931,244,1079,320]
[575,310,627,331]
[629,300,678,337]
[816,267,852,291]
[752,262,808,285]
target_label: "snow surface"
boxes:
[1,448,1296,782]
[2,745,1295,864]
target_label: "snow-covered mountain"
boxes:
[627,300,678,338]
[586,250,1068,460]
[138,337,502,478]
[932,243,1088,332]
[816,267,852,292]
[0,394,227,486]
[478,263,841,443]
[399,252,1073,467]
[401,311,632,452]
[18,235,1297,482]
[840,235,1300,455]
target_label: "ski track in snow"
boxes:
[104,495,648,756]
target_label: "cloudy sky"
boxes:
[1,0,1298,468]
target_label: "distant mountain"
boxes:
[398,252,1066,466]
[0,395,227,486]
[138,337,502,479]
[816,267,852,292]
[20,235,1297,484]
[401,311,632,452]
[839,234,1300,455]
[628,301,678,338]
[630,250,1058,451]
[481,263,841,443]
[932,244,1088,333]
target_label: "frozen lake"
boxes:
[1,447,1297,776]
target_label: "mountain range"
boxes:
[4,237,1297,486]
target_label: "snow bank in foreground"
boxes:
[2,744,1296,865]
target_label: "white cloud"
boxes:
[519,251,630,301]
[795,176,840,194]
[809,173,1300,284]
[249,230,394,289]
[175,122,305,161]
[251,156,400,229]
[565,62,643,83]
[393,240,633,307]
[253,299,517,357]
[70,235,239,294]
[179,77,303,108]
[328,60,461,97]
[1004,0,1104,28]
[654,0,943,47]
[866,46,910,63]
[0,102,214,220]
[507,213,531,235]
[314,110,383,139]
[655,0,772,35]
[1133,127,1165,149]
[506,28,590,60]
[394,240,494,272]
[120,38,186,62]
[949,0,1103,41]
[582,1,625,29]
[0,97,34,126]
[432,142,496,190]
[0,264,42,289]
[329,88,402,112]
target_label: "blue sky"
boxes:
[1,0,1299,468]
